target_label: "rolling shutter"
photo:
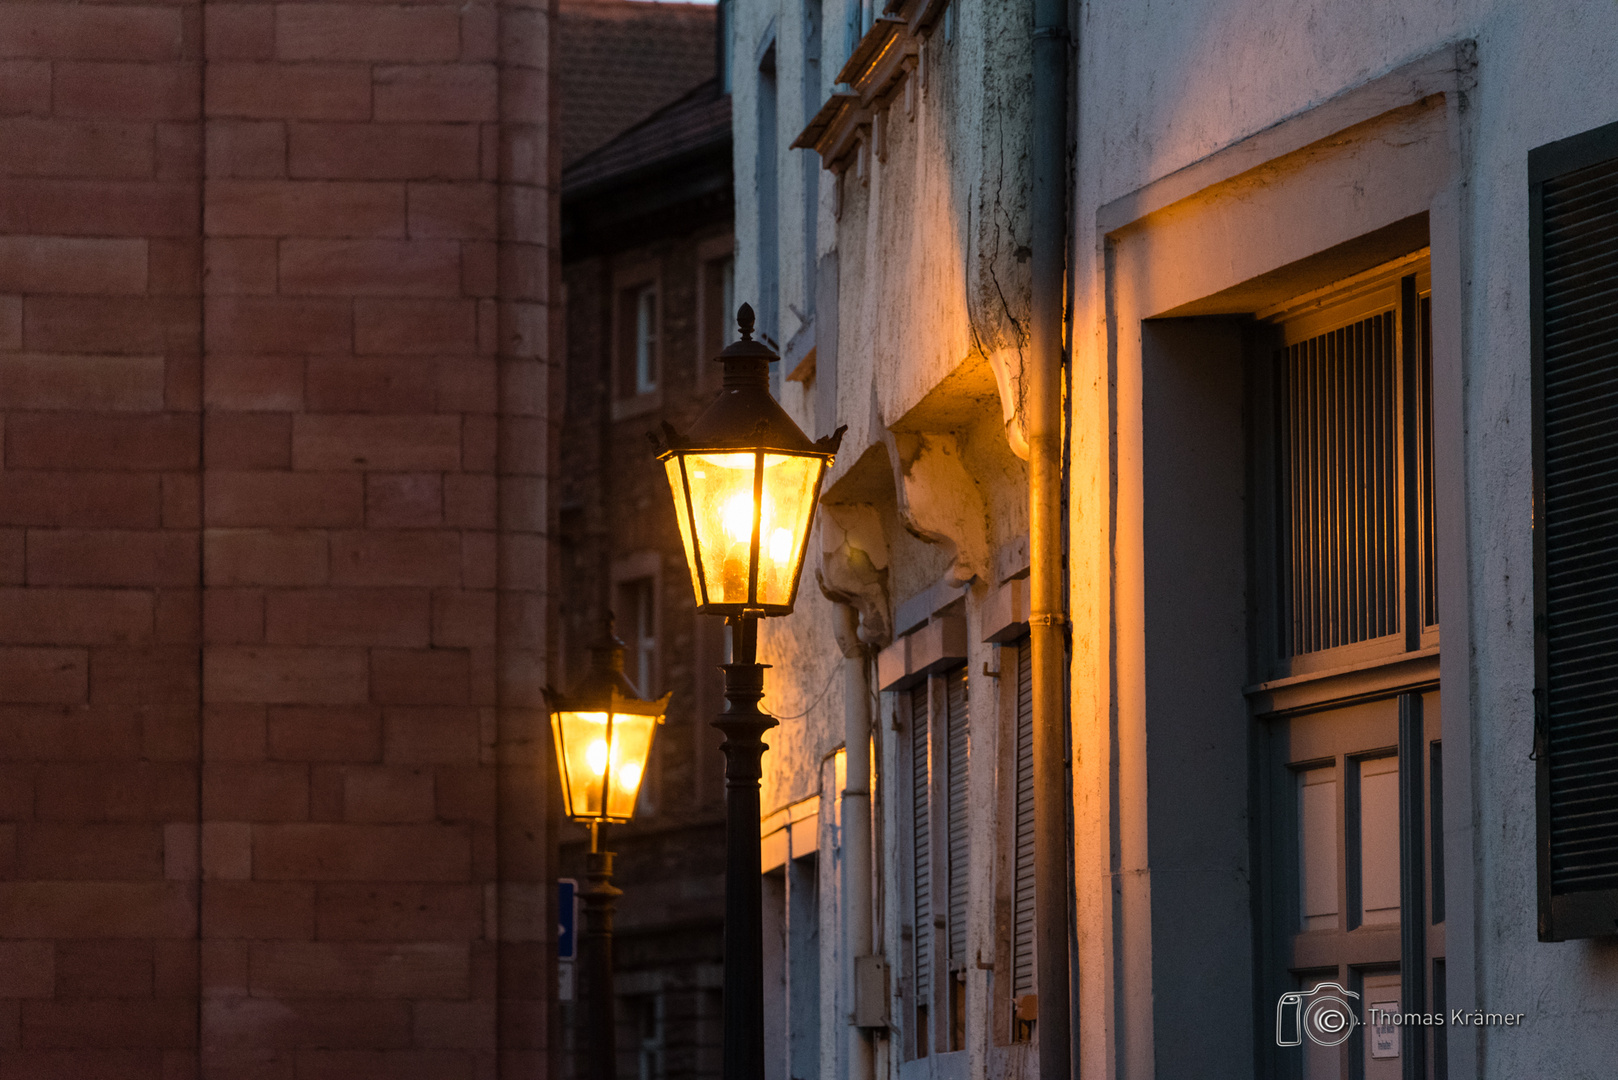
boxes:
[1011,636,1037,1003]
[1532,120,1618,940]
[944,665,969,967]
[910,685,932,1009]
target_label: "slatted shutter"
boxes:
[1011,636,1036,1007]
[1531,119,1618,940]
[909,684,932,1037]
[944,666,969,964]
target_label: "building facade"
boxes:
[0,0,558,1074]
[728,0,1618,1078]
[556,29,734,1079]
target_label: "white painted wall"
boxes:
[1072,4,1618,1078]
[730,0,1618,1074]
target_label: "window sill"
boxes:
[1246,645,1440,718]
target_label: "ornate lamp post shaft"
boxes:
[716,613,773,1080]
[578,823,621,1080]
[654,306,843,1080]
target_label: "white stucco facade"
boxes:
[727,0,1618,1077]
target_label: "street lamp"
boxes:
[546,622,669,1080]
[655,303,843,1080]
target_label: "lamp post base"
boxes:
[716,613,773,1080]
[580,825,621,1080]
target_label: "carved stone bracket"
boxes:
[818,502,892,648]
[884,430,990,586]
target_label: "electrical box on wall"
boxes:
[853,954,889,1028]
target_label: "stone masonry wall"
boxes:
[0,1,558,1076]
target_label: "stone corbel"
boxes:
[884,430,991,586]
[985,346,1030,460]
[817,501,892,647]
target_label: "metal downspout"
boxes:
[1030,0,1071,1076]
[834,602,875,1080]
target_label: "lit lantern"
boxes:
[657,303,844,616]
[546,624,669,823]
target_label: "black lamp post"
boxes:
[655,304,844,1080]
[546,622,669,1080]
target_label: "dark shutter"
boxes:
[910,685,932,1012]
[1532,119,1618,941]
[1011,636,1037,1004]
[944,665,969,967]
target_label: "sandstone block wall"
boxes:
[0,1,558,1075]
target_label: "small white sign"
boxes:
[1369,1001,1400,1059]
[558,961,575,1003]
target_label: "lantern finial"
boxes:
[588,614,626,675]
[736,303,755,341]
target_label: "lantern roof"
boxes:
[654,304,845,459]
[545,621,669,717]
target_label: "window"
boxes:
[718,0,733,92]
[630,994,663,1080]
[1269,698,1442,1080]
[702,250,737,362]
[787,853,821,1080]
[1264,264,1437,674]
[757,43,780,358]
[634,285,657,394]
[1257,260,1445,1079]
[616,280,658,399]
[903,664,970,1059]
[1530,118,1618,941]
[618,577,657,698]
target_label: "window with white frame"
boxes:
[633,284,657,395]
[618,576,657,698]
[617,280,658,398]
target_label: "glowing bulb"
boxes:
[769,527,792,564]
[722,492,754,544]
[586,739,608,776]
[617,761,643,794]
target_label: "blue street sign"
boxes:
[557,879,578,960]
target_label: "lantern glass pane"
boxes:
[683,451,761,606]
[664,457,703,605]
[552,708,661,821]
[755,452,822,606]
[603,711,658,819]
[552,710,609,818]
